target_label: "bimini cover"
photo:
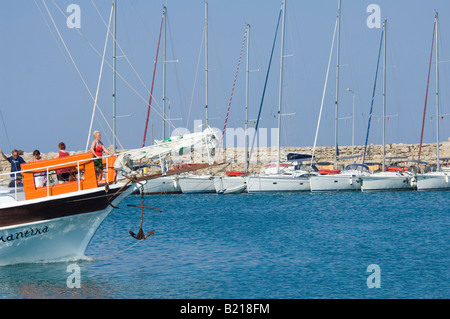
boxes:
[286,153,315,162]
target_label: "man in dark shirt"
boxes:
[0,148,26,187]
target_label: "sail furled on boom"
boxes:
[114,127,218,173]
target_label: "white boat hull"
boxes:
[361,172,414,192]
[140,176,181,194]
[416,172,450,191]
[0,183,134,266]
[247,175,311,193]
[213,176,247,194]
[1,210,109,266]
[178,175,216,194]
[310,174,362,192]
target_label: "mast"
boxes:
[334,0,341,169]
[245,24,250,173]
[382,19,387,171]
[435,11,440,171]
[204,1,209,127]
[418,15,436,166]
[276,0,286,174]
[162,6,167,139]
[112,0,117,153]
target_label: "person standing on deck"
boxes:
[55,142,72,183]
[90,131,112,180]
[0,148,26,187]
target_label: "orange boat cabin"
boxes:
[21,153,116,200]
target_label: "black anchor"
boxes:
[127,199,162,240]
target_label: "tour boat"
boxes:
[0,127,219,266]
[0,152,136,266]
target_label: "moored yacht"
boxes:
[247,155,317,193]
[361,169,414,192]
[178,173,216,194]
[213,171,248,194]
[415,12,450,191]
[416,171,450,190]
[309,164,370,192]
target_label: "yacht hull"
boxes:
[140,176,181,195]
[361,173,413,192]
[247,175,310,193]
[310,174,361,192]
[0,183,133,266]
[178,175,216,194]
[213,176,247,194]
[416,172,450,191]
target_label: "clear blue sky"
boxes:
[0,0,449,154]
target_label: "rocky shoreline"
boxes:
[1,140,449,175]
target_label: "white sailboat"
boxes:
[214,24,251,194]
[416,11,450,191]
[360,19,414,192]
[140,6,181,195]
[247,160,316,193]
[246,0,316,193]
[309,0,370,192]
[310,164,369,192]
[178,2,217,194]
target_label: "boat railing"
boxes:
[0,154,115,202]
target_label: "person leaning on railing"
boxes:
[90,130,112,180]
[0,148,26,187]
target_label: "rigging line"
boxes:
[41,1,94,112]
[34,0,93,112]
[126,0,178,131]
[50,1,166,129]
[220,29,247,148]
[86,4,114,152]
[94,238,145,260]
[91,0,168,123]
[186,28,205,129]
[0,109,12,150]
[311,18,338,166]
[44,0,121,150]
[128,0,158,44]
[362,27,384,164]
[247,6,283,171]
[166,11,190,118]
[418,20,436,165]
[143,12,164,147]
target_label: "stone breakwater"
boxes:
[1,140,449,175]
[214,140,450,173]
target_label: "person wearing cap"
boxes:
[0,148,26,187]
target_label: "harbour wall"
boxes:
[1,139,448,175]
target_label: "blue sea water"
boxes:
[0,191,448,299]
